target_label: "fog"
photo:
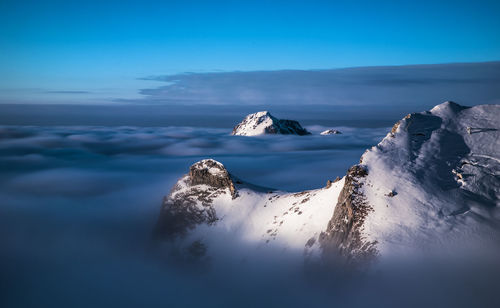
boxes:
[1,124,499,308]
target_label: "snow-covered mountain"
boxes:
[154,158,344,263]
[155,102,500,266]
[327,101,500,261]
[231,111,310,136]
[320,129,342,135]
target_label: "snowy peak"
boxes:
[252,110,272,118]
[320,129,342,135]
[429,100,469,116]
[231,111,275,136]
[231,111,310,136]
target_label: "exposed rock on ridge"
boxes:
[154,159,237,239]
[319,165,377,263]
[188,159,237,198]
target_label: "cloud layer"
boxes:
[0,125,386,191]
[1,124,500,308]
[137,62,500,107]
[0,124,386,307]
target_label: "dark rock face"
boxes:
[319,165,378,263]
[154,159,237,240]
[386,191,397,197]
[272,119,310,135]
[188,160,237,198]
[154,185,218,239]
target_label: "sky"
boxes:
[0,0,500,104]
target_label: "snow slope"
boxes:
[155,159,344,263]
[349,102,500,259]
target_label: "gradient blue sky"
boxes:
[1,0,499,103]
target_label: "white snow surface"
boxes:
[359,102,500,259]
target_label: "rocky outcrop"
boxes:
[319,165,377,263]
[231,111,310,136]
[188,159,237,198]
[154,159,237,239]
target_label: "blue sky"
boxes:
[1,0,499,104]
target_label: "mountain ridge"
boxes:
[155,101,500,267]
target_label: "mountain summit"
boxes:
[231,111,310,136]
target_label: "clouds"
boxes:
[6,168,127,197]
[2,62,499,128]
[0,124,385,307]
[1,124,500,307]
[137,62,500,107]
[0,125,387,191]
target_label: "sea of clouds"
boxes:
[0,124,385,307]
[1,124,499,308]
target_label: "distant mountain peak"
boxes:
[231,111,310,136]
[320,129,342,135]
